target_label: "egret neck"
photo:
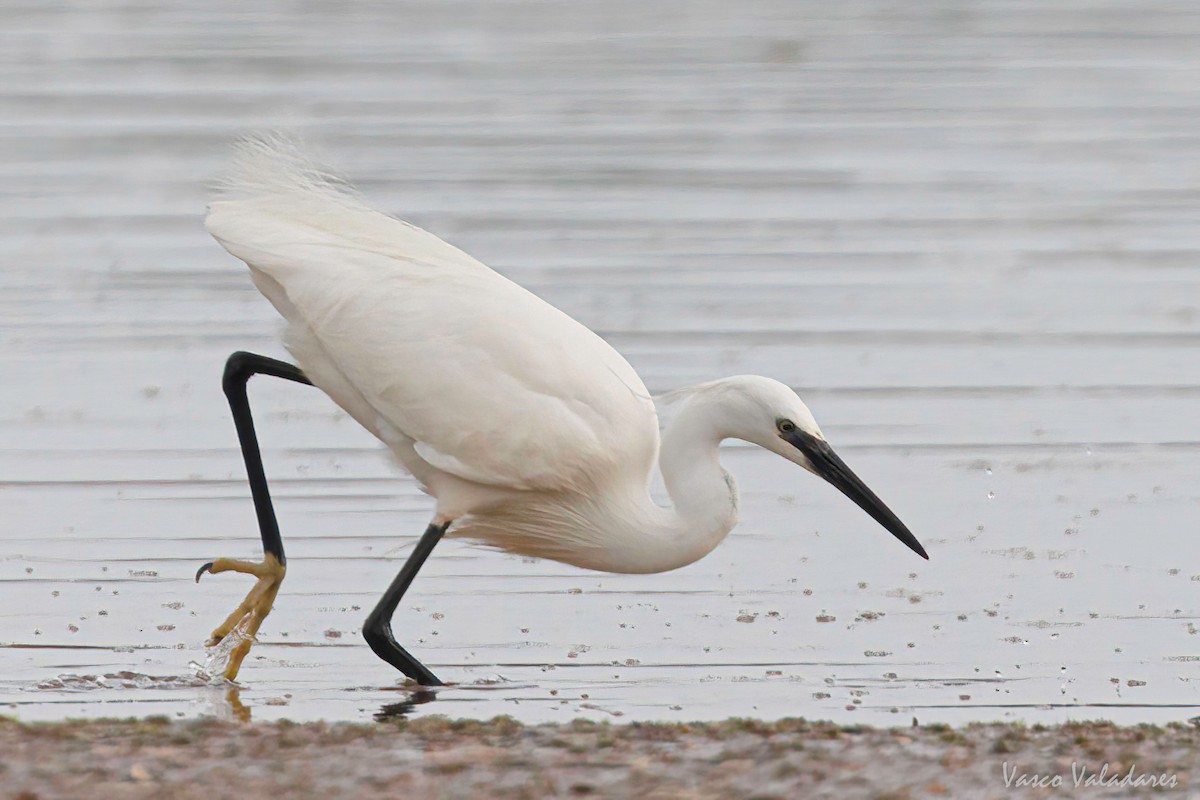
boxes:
[645,389,741,571]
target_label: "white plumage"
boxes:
[205,136,925,575]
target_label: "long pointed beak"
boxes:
[785,430,928,559]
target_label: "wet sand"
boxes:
[3,716,1196,799]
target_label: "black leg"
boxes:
[218,350,312,566]
[363,522,449,686]
[193,352,315,680]
[208,350,446,685]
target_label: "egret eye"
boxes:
[778,419,796,434]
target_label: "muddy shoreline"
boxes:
[3,716,1195,799]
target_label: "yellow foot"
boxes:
[194,552,286,681]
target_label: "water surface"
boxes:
[3,0,1200,725]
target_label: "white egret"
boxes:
[197,136,927,685]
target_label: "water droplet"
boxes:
[987,491,995,500]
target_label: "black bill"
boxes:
[785,429,928,559]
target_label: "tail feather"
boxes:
[206,133,485,273]
[214,133,366,211]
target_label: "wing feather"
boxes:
[206,136,658,492]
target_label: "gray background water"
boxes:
[3,0,1200,724]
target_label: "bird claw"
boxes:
[193,553,286,681]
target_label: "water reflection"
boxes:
[374,689,439,722]
[225,685,251,722]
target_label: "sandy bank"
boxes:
[3,716,1196,799]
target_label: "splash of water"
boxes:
[189,628,253,685]
[36,671,209,691]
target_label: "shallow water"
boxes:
[4,0,1200,725]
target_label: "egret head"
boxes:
[720,376,928,560]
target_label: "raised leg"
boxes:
[363,521,449,686]
[196,351,312,681]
